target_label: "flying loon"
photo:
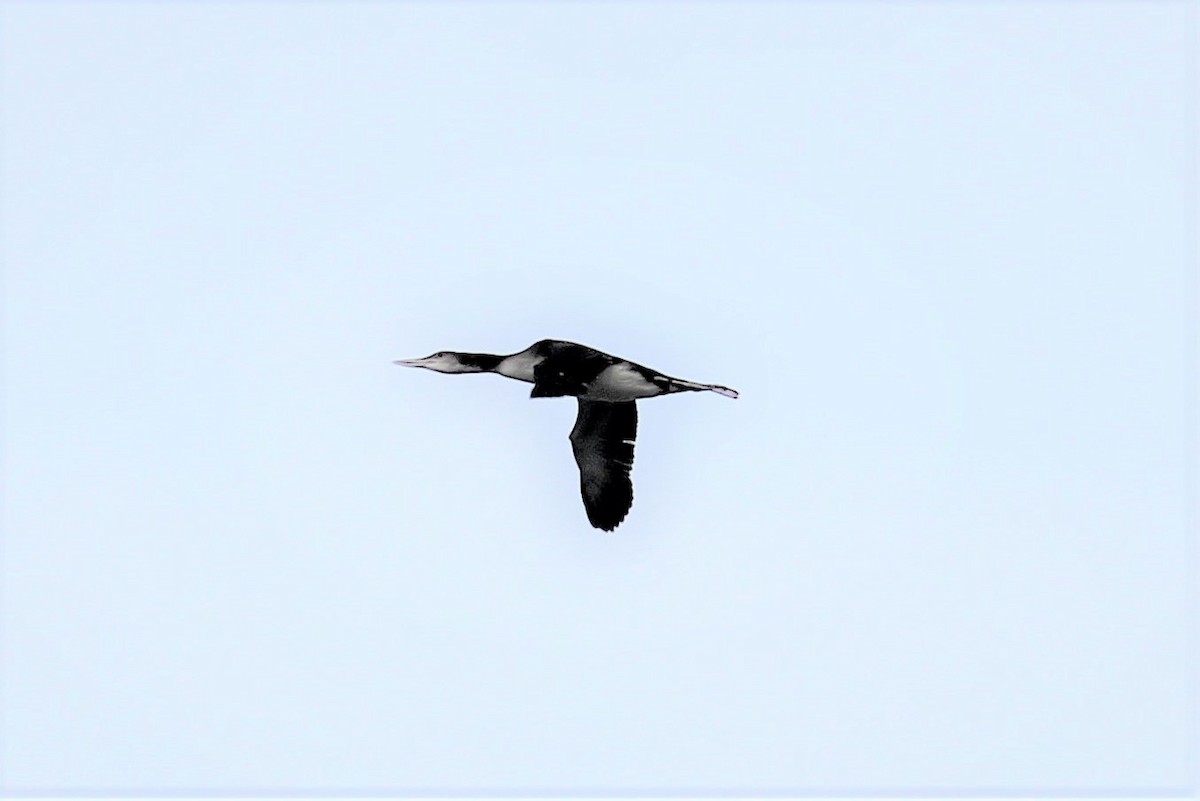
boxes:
[394,339,738,531]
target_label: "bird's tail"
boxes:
[703,383,740,399]
[664,378,739,399]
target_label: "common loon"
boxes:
[395,339,738,531]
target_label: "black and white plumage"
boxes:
[395,339,738,531]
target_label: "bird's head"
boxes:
[393,351,489,374]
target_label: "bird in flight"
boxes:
[395,339,738,530]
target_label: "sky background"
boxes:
[0,1,1194,796]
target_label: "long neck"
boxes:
[456,352,505,372]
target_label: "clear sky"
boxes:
[1,1,1194,796]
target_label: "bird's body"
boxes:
[395,339,737,530]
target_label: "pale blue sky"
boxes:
[0,1,1194,796]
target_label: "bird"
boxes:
[394,339,738,531]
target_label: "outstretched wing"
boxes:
[569,400,637,531]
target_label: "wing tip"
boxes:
[583,484,634,531]
[589,510,630,532]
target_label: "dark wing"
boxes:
[532,344,615,398]
[569,400,637,531]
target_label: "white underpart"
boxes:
[496,351,541,383]
[584,363,663,401]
